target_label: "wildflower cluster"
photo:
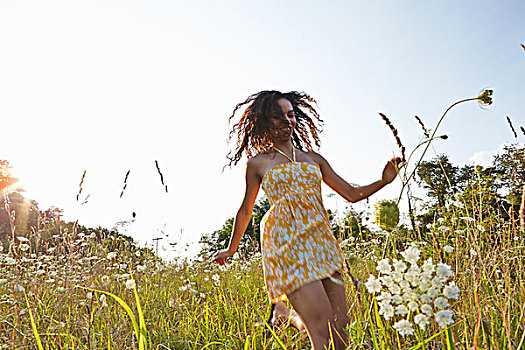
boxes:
[365,246,460,336]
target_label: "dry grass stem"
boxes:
[414,115,430,138]
[520,185,525,232]
[120,170,130,198]
[378,112,406,162]
[76,170,86,201]
[155,160,168,193]
[506,116,518,139]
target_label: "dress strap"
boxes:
[273,146,295,162]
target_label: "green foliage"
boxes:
[492,143,525,205]
[374,199,400,232]
[199,198,270,257]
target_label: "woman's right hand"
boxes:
[212,248,233,265]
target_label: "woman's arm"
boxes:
[311,152,402,203]
[213,158,261,264]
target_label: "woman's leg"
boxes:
[287,280,337,349]
[272,301,306,332]
[322,271,350,348]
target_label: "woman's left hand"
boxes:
[382,157,404,184]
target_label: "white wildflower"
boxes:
[365,275,382,294]
[403,289,418,302]
[460,217,475,222]
[379,303,394,320]
[87,292,93,300]
[106,252,116,260]
[17,236,29,242]
[476,225,485,232]
[392,258,407,273]
[443,282,460,300]
[101,275,110,283]
[438,226,450,233]
[399,279,411,291]
[393,319,414,336]
[434,296,450,310]
[125,279,136,290]
[377,291,393,304]
[437,218,445,224]
[420,272,432,283]
[391,271,403,282]
[435,310,454,329]
[419,281,431,293]
[436,263,453,279]
[211,274,220,283]
[414,313,430,330]
[407,300,419,312]
[14,285,25,292]
[380,275,394,287]
[405,265,421,286]
[179,285,189,292]
[401,246,421,265]
[135,251,141,257]
[395,304,409,316]
[5,257,16,265]
[57,287,65,292]
[420,293,432,304]
[392,294,404,305]
[388,283,401,295]
[19,244,30,252]
[376,258,392,274]
[470,249,477,257]
[421,258,435,274]
[443,245,454,253]
[431,276,444,289]
[427,287,439,299]
[421,303,433,316]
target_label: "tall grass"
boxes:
[1,180,524,349]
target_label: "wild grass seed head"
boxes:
[76,170,86,201]
[414,115,430,138]
[155,160,168,193]
[120,170,130,198]
[506,116,518,139]
[378,112,406,162]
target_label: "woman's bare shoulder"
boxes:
[304,150,327,165]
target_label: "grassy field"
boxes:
[1,198,524,349]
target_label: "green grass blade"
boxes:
[76,285,140,343]
[24,292,44,350]
[445,327,456,350]
[133,282,148,350]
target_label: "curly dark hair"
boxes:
[226,90,324,167]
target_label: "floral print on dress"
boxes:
[260,161,345,303]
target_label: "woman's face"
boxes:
[268,98,296,143]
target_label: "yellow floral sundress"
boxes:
[260,147,345,304]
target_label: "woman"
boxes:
[213,90,402,349]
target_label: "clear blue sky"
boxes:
[1,0,524,258]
